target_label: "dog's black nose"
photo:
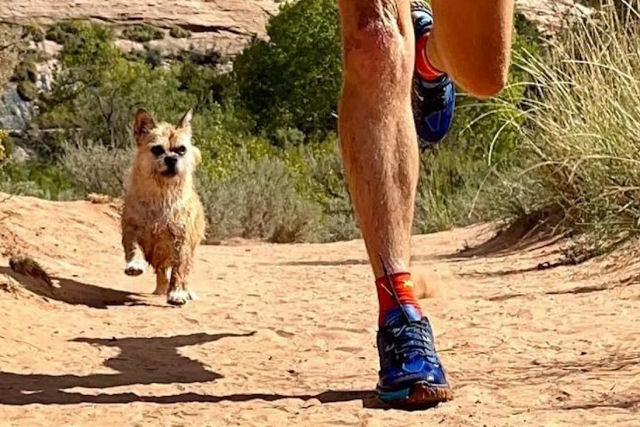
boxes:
[164,156,178,168]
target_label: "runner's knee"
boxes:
[341,0,411,81]
[458,63,508,99]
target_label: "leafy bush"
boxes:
[45,20,84,44]
[172,49,222,67]
[11,59,38,83]
[0,130,9,163]
[61,143,131,197]
[177,60,229,108]
[122,25,164,43]
[287,138,359,241]
[0,25,21,87]
[505,1,640,245]
[22,24,44,42]
[17,80,38,101]
[234,0,341,137]
[123,47,163,68]
[169,26,191,38]
[36,22,194,149]
[0,161,76,200]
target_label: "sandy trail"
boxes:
[0,194,639,426]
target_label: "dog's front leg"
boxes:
[167,250,197,306]
[154,266,171,295]
[122,232,146,276]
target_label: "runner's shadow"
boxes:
[0,331,432,411]
[0,332,255,405]
[0,388,387,408]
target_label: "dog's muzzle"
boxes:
[163,156,178,176]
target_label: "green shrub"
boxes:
[0,130,9,162]
[0,161,77,200]
[45,20,84,44]
[234,0,341,137]
[23,24,44,42]
[177,60,230,108]
[0,132,15,160]
[11,60,38,83]
[173,49,222,67]
[0,25,20,87]
[36,21,194,150]
[505,1,640,245]
[122,25,164,43]
[287,138,359,241]
[169,26,191,38]
[198,155,322,243]
[410,13,542,233]
[123,47,162,68]
[22,48,50,62]
[17,80,38,101]
[61,143,131,197]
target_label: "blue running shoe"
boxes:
[411,1,455,149]
[377,305,452,407]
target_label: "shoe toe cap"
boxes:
[380,356,448,389]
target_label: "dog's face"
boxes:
[132,109,201,183]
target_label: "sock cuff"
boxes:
[416,33,445,81]
[375,272,412,287]
[376,272,421,326]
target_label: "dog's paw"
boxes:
[124,260,146,276]
[167,289,197,306]
[152,286,169,295]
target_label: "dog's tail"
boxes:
[9,255,53,287]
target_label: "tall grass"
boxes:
[508,1,640,246]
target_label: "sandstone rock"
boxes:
[0,0,592,57]
[0,0,281,55]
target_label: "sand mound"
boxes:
[0,193,639,425]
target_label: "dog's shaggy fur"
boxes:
[121,108,205,305]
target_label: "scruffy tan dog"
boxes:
[121,108,205,305]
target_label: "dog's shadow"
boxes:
[0,266,147,309]
[0,332,244,404]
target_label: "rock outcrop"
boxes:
[0,0,592,56]
[0,0,281,55]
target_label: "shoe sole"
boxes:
[378,382,453,408]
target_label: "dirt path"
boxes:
[1,194,639,426]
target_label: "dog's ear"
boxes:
[133,109,157,145]
[192,146,201,166]
[177,109,193,132]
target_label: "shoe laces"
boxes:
[416,75,448,113]
[377,256,439,365]
[383,319,438,363]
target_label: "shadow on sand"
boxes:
[0,266,148,308]
[0,331,390,409]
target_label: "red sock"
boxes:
[376,272,423,326]
[415,32,445,81]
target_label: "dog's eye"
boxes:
[150,145,165,157]
[173,146,187,156]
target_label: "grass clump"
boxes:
[169,26,191,38]
[122,25,165,43]
[17,80,38,101]
[11,59,38,83]
[507,1,640,247]
[23,24,44,42]
[199,155,322,243]
[61,143,131,197]
[45,21,84,44]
